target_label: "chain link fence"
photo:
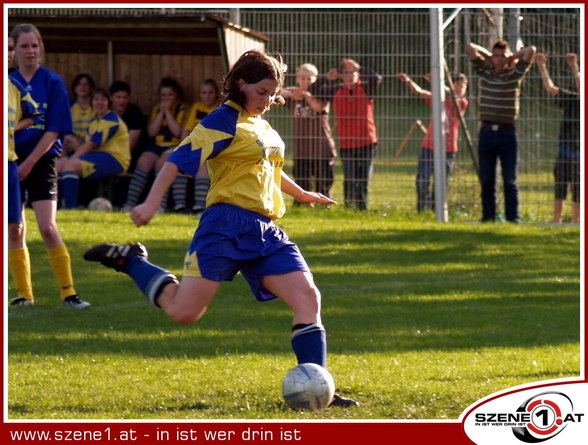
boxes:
[233,7,580,222]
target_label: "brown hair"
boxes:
[492,39,510,51]
[92,87,111,105]
[11,24,45,65]
[222,50,287,108]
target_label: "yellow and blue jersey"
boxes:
[8,77,40,161]
[149,101,187,147]
[86,111,130,172]
[71,100,96,140]
[168,100,286,219]
[183,100,221,132]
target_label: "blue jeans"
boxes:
[416,147,455,212]
[478,125,519,222]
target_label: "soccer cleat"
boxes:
[10,296,34,307]
[329,393,360,408]
[63,295,91,309]
[83,242,148,272]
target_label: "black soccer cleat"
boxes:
[329,393,360,408]
[83,242,148,272]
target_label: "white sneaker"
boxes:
[63,295,91,309]
[10,296,34,306]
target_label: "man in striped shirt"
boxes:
[467,40,536,222]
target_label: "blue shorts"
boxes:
[78,151,124,179]
[8,161,22,224]
[145,143,173,157]
[183,203,310,301]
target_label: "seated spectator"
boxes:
[57,88,130,209]
[171,78,221,213]
[63,73,96,154]
[121,77,187,212]
[109,80,147,173]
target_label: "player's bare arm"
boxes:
[536,53,560,96]
[131,161,179,226]
[280,171,336,205]
[466,42,492,61]
[511,45,536,64]
[396,73,431,97]
[17,131,59,181]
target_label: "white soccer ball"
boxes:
[88,197,112,212]
[282,363,335,411]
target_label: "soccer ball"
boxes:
[88,197,112,212]
[282,363,335,411]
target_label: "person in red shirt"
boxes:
[397,72,469,212]
[319,59,382,210]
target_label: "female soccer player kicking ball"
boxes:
[84,50,358,408]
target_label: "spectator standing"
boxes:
[535,53,581,223]
[282,63,336,204]
[396,72,468,212]
[466,40,536,222]
[319,59,382,210]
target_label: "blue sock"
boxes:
[291,324,327,367]
[123,256,177,306]
[60,172,80,209]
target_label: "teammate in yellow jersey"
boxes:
[57,87,130,209]
[7,75,39,307]
[85,50,358,407]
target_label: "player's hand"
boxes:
[293,88,306,100]
[297,191,336,208]
[17,160,33,181]
[160,100,172,112]
[130,203,158,227]
[564,53,577,66]
[535,53,548,64]
[396,73,409,82]
[327,68,339,81]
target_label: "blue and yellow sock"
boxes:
[123,256,177,306]
[193,177,210,208]
[291,323,327,367]
[125,168,148,207]
[172,174,189,209]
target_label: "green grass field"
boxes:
[7,207,580,419]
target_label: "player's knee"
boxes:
[38,223,59,242]
[299,284,321,315]
[8,223,24,242]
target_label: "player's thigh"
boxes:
[262,271,321,314]
[136,151,159,171]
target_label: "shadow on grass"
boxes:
[9,225,579,359]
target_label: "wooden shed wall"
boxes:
[43,53,226,114]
